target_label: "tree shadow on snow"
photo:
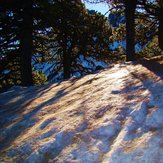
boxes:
[0,70,106,153]
[0,82,73,151]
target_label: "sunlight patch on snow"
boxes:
[105,67,129,79]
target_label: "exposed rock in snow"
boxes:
[0,61,163,163]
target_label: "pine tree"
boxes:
[43,0,112,80]
[0,0,57,89]
[19,0,33,86]
[84,0,137,61]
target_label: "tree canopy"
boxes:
[0,0,113,91]
[0,0,162,91]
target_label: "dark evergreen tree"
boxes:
[44,0,112,80]
[0,0,56,89]
[19,0,33,86]
[84,0,137,61]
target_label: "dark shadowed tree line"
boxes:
[0,0,162,91]
[0,0,113,90]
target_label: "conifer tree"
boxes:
[0,0,56,88]
[46,0,112,80]
[84,0,137,61]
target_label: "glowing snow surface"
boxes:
[0,62,163,163]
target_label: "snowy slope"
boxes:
[0,61,163,163]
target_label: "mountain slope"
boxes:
[0,62,163,163]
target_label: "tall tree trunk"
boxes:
[20,0,33,86]
[62,32,71,79]
[125,0,137,61]
[63,52,71,79]
[158,7,163,51]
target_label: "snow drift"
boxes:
[0,61,163,163]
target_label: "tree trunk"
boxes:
[62,30,71,80]
[125,0,137,61]
[20,0,33,86]
[63,52,71,79]
[158,7,163,51]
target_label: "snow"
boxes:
[0,62,163,162]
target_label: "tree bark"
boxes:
[63,52,71,79]
[125,0,137,61]
[62,32,71,79]
[20,0,33,86]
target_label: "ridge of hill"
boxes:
[0,61,163,163]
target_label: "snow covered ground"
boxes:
[0,61,163,163]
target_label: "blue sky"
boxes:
[82,1,109,16]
